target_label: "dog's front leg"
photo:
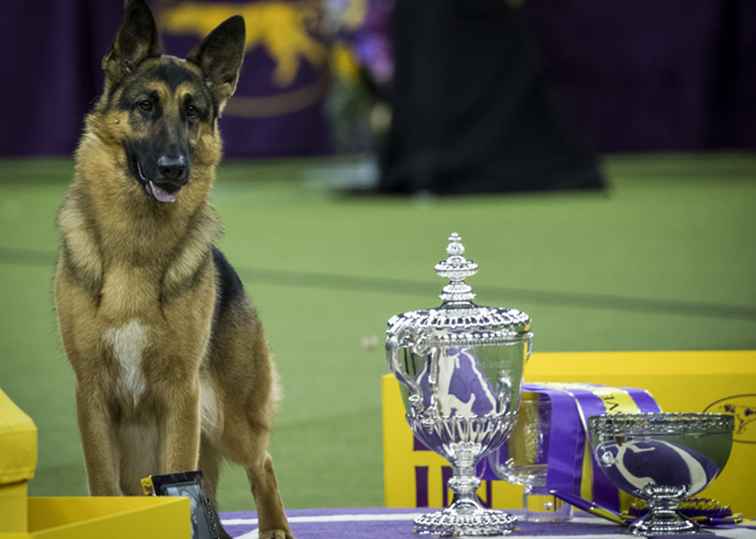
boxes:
[75,387,122,495]
[159,379,201,473]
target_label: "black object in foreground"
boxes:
[142,470,229,539]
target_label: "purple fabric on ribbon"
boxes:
[524,384,586,496]
[563,387,620,511]
[629,389,662,413]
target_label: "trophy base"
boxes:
[628,511,699,536]
[413,507,517,536]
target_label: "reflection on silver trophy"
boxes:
[386,233,533,536]
[589,413,734,536]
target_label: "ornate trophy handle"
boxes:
[386,334,420,396]
[386,320,424,396]
[423,337,441,426]
[387,322,442,420]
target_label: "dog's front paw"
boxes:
[259,530,294,539]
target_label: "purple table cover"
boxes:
[219,507,756,538]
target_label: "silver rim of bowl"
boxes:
[588,412,734,437]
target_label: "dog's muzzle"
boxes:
[137,155,189,204]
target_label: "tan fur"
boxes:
[55,21,292,538]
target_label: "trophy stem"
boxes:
[448,457,481,509]
[413,454,517,536]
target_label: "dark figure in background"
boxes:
[378,1,605,195]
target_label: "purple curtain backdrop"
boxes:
[154,0,330,158]
[0,0,330,158]
[0,0,754,157]
[523,0,756,152]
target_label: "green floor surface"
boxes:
[0,153,754,510]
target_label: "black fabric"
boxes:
[378,0,605,195]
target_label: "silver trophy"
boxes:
[386,233,533,536]
[589,413,734,536]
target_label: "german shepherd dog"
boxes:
[54,1,292,537]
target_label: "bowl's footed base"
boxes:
[628,511,699,536]
[413,507,517,536]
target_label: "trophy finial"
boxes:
[446,232,465,255]
[435,232,478,303]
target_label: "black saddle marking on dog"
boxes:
[212,246,244,319]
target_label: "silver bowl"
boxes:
[588,413,734,535]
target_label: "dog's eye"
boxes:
[185,104,200,120]
[137,99,153,113]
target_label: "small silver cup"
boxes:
[588,413,734,535]
[386,233,533,536]
[487,393,573,522]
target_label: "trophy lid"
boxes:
[386,233,531,347]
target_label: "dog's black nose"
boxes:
[157,155,188,183]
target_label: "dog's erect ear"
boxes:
[187,16,246,113]
[102,0,161,83]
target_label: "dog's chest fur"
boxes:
[103,319,149,404]
[101,318,219,436]
[99,262,162,316]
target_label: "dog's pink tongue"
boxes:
[149,181,177,203]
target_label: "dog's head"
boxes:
[87,0,245,205]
